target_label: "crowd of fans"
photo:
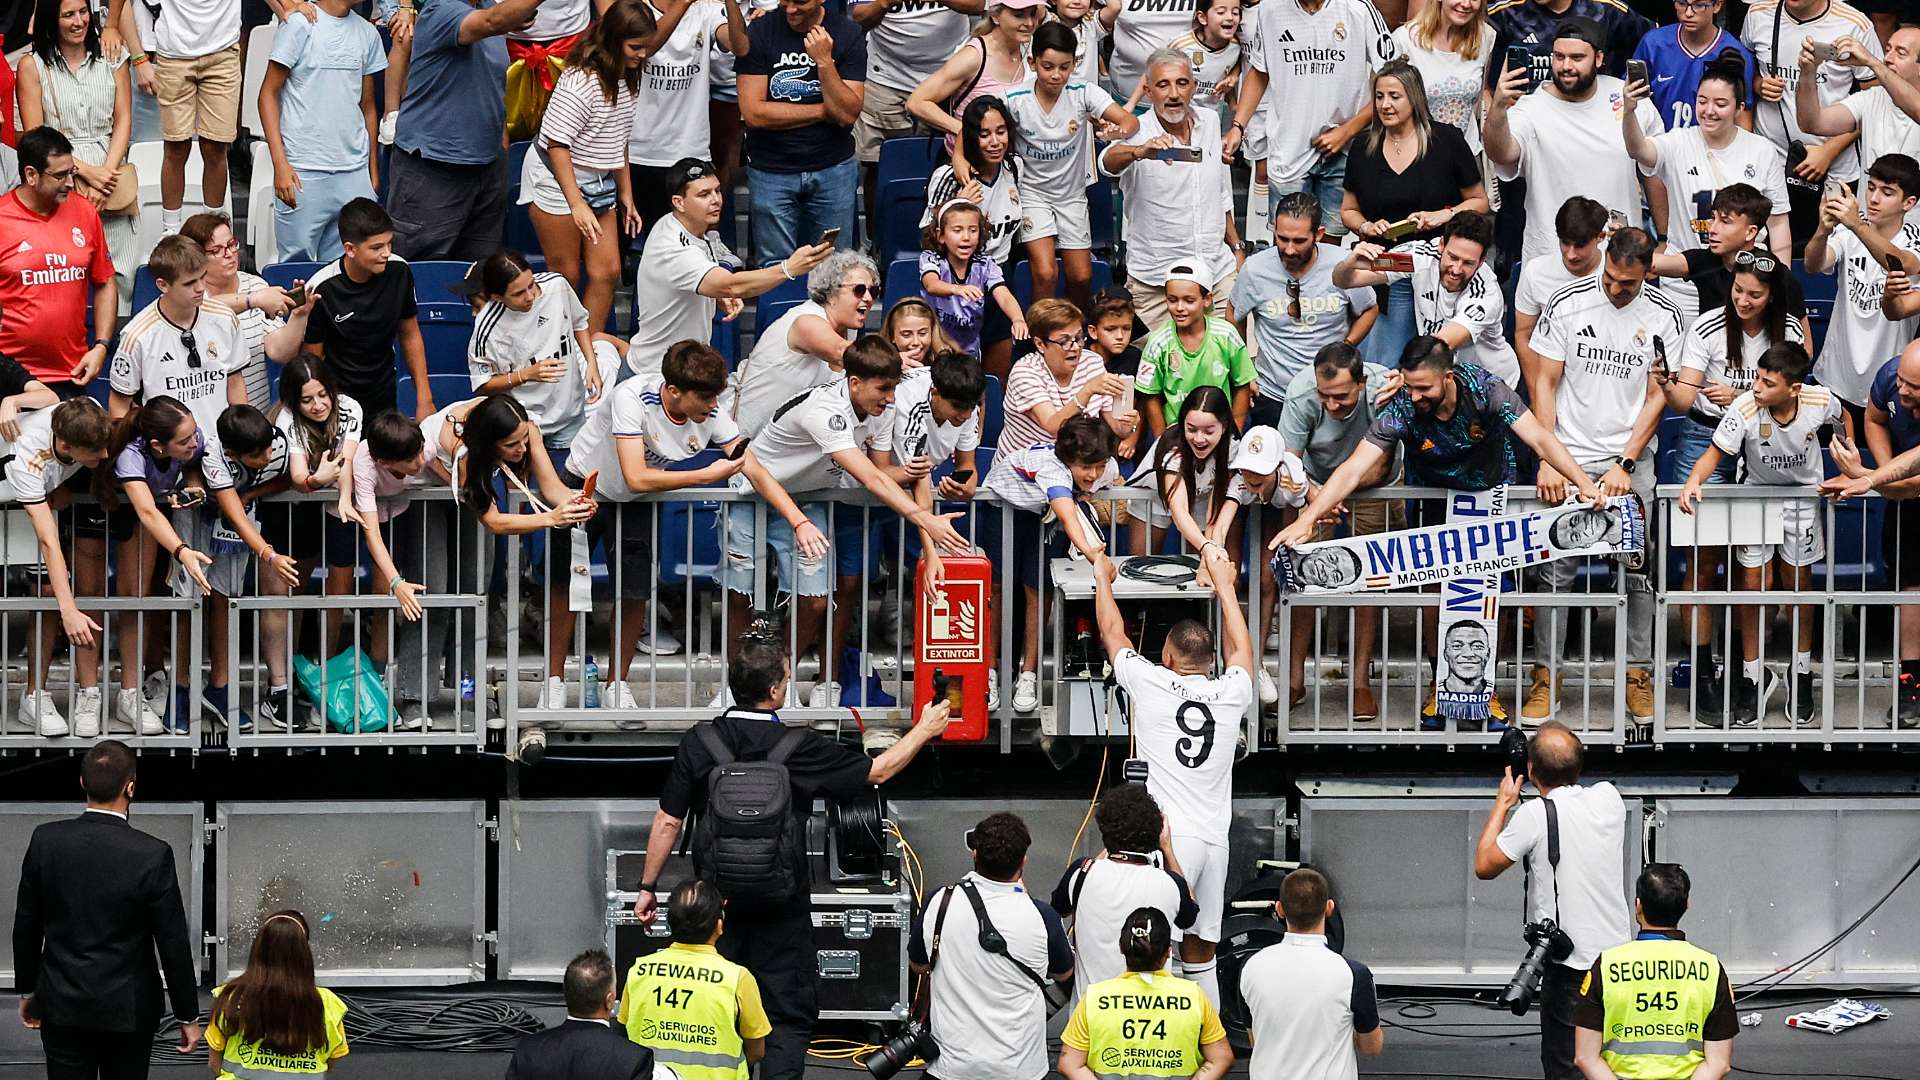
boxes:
[0,0,1917,738]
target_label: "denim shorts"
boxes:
[1673,419,1736,484]
[721,499,836,598]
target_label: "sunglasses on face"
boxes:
[843,283,874,299]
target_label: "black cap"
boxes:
[1552,15,1606,53]
[447,260,485,299]
[666,157,719,198]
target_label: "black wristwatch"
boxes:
[639,880,659,895]
[1615,456,1636,474]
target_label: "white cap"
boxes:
[1230,426,1283,474]
[1163,263,1215,292]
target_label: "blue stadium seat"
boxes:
[395,372,474,418]
[261,261,324,290]
[132,266,160,314]
[410,261,473,302]
[657,501,723,588]
[980,374,1004,451]
[504,142,545,269]
[878,177,929,265]
[1010,256,1114,310]
[882,255,921,316]
[754,276,809,339]
[1088,176,1115,255]
[877,135,940,191]
[416,302,475,377]
[1794,258,1836,356]
[712,312,741,367]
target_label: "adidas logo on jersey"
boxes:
[1577,325,1598,339]
[13,241,29,254]
[1686,167,1700,176]
[1275,29,1295,42]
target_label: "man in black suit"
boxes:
[507,950,657,1080]
[13,740,202,1080]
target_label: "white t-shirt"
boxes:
[629,0,729,167]
[271,392,365,470]
[1641,126,1789,254]
[512,0,592,42]
[1382,240,1518,386]
[1391,22,1493,153]
[1055,856,1195,1001]
[1494,78,1664,265]
[982,443,1120,513]
[1006,80,1119,205]
[1843,87,1920,227]
[1114,649,1251,848]
[863,0,975,92]
[1742,0,1883,183]
[1109,0,1198,98]
[730,300,846,435]
[1676,304,1806,421]
[629,214,736,376]
[139,0,238,58]
[467,273,592,438]
[1514,255,1584,319]
[1813,223,1920,407]
[1493,783,1633,970]
[1247,0,1395,185]
[1242,934,1379,1080]
[925,162,1023,267]
[567,372,742,502]
[0,408,85,505]
[1532,272,1687,467]
[888,370,981,467]
[741,378,892,494]
[916,874,1068,1080]
[110,300,248,436]
[1103,106,1234,286]
[1712,384,1845,485]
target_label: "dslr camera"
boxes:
[865,1019,938,1079]
[1499,917,1574,1016]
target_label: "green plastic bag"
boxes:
[292,648,395,734]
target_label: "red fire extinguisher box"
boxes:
[915,553,994,742]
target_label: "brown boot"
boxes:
[1522,666,1556,724]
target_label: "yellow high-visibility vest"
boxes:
[1593,936,1723,1079]
[621,945,750,1080]
[1081,971,1206,1080]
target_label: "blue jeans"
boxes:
[1270,150,1349,236]
[1361,276,1416,367]
[748,157,858,268]
[1673,418,1736,484]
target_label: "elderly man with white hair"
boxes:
[1100,47,1243,331]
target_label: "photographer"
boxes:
[631,635,951,1080]
[906,813,1073,1080]
[1573,864,1736,1080]
[1474,722,1632,1080]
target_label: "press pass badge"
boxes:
[568,527,592,613]
[1122,758,1150,782]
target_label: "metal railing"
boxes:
[9,480,1920,751]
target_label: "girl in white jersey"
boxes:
[1147,384,1236,554]
[1130,0,1240,117]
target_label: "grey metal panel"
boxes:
[1654,798,1920,982]
[1300,796,1643,984]
[497,800,661,981]
[0,803,203,986]
[215,801,486,985]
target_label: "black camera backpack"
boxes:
[691,724,808,903]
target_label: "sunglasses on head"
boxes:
[1733,249,1779,274]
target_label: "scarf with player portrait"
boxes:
[1273,492,1648,721]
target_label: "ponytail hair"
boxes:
[96,396,194,509]
[1118,906,1172,972]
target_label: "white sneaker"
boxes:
[1265,625,1281,651]
[142,669,170,712]
[536,676,567,709]
[606,680,638,710]
[1012,671,1039,714]
[707,685,733,710]
[987,669,1002,711]
[24,690,68,737]
[72,686,104,738]
[399,700,430,731]
[809,681,840,709]
[1256,668,1280,707]
[116,688,164,735]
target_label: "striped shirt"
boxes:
[232,270,279,407]
[536,65,638,171]
[999,350,1113,456]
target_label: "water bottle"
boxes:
[583,656,601,709]
[1671,659,1691,690]
[460,673,476,702]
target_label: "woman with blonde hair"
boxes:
[208,911,348,1080]
[1339,60,1487,367]
[1393,0,1494,155]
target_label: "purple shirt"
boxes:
[919,250,1004,358]
[113,431,205,494]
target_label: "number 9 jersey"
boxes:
[1114,647,1253,942]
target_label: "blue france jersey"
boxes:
[1632,26,1757,130]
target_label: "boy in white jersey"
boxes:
[110,237,249,435]
[1805,154,1920,432]
[1334,211,1519,387]
[1009,23,1139,308]
[1090,546,1252,1008]
[724,336,972,707]
[561,341,748,709]
[1679,343,1842,729]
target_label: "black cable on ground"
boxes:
[1733,847,1920,1004]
